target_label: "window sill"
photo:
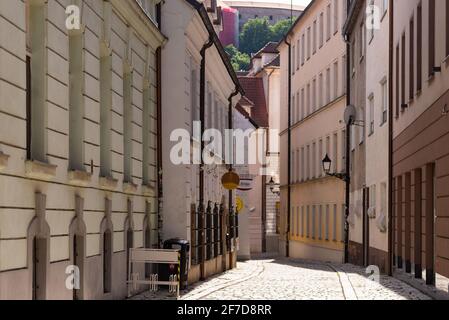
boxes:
[123,181,138,194]
[99,176,118,190]
[0,152,10,171]
[68,169,92,186]
[25,160,57,181]
[142,184,156,197]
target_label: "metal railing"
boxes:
[191,201,237,265]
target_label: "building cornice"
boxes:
[111,0,167,49]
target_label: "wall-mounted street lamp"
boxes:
[322,154,349,182]
[268,177,281,196]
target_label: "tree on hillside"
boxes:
[225,45,251,71]
[239,17,273,56]
[271,18,295,42]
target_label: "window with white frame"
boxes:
[368,94,374,135]
[381,79,388,125]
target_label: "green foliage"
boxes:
[239,17,296,55]
[223,17,295,71]
[225,45,251,72]
[239,17,273,56]
[270,18,295,42]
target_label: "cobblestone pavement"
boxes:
[130,257,431,300]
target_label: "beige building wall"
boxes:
[279,0,347,263]
[160,0,240,278]
[0,0,165,300]
[364,0,390,271]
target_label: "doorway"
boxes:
[72,234,84,300]
[362,187,370,267]
[32,236,47,300]
[103,230,112,294]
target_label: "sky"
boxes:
[225,0,312,6]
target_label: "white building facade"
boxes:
[0,0,165,300]
[160,0,243,283]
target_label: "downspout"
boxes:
[284,37,291,258]
[199,36,214,280]
[227,87,239,269]
[387,0,394,276]
[227,88,239,210]
[156,46,163,248]
[344,0,352,264]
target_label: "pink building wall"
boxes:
[219,7,239,48]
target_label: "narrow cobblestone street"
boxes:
[131,257,431,300]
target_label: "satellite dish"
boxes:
[344,105,356,125]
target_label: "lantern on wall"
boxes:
[221,169,240,190]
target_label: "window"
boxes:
[26,56,32,160]
[312,206,316,239]
[326,68,331,104]
[333,133,338,172]
[296,150,300,182]
[401,34,406,108]
[313,20,317,54]
[297,39,300,70]
[301,206,305,236]
[326,4,331,41]
[301,34,305,65]
[301,146,305,181]
[296,92,300,123]
[307,27,311,59]
[381,79,388,125]
[333,61,339,99]
[342,55,346,93]
[291,95,295,125]
[319,139,323,177]
[318,73,323,108]
[319,13,324,48]
[359,22,365,59]
[369,0,375,41]
[417,3,422,92]
[123,69,133,183]
[100,55,112,177]
[446,0,449,57]
[358,106,364,143]
[333,0,339,34]
[292,44,296,74]
[341,129,346,171]
[325,205,330,240]
[351,40,355,75]
[409,17,415,100]
[306,145,310,180]
[27,1,46,163]
[382,0,389,15]
[312,79,316,113]
[301,88,305,119]
[428,0,435,77]
[306,83,311,116]
[395,45,400,117]
[368,94,374,135]
[312,142,316,178]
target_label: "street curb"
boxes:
[327,264,358,300]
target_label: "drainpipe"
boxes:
[227,88,239,209]
[284,37,291,258]
[156,46,163,248]
[227,87,239,269]
[199,36,213,280]
[344,0,352,264]
[387,0,394,276]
